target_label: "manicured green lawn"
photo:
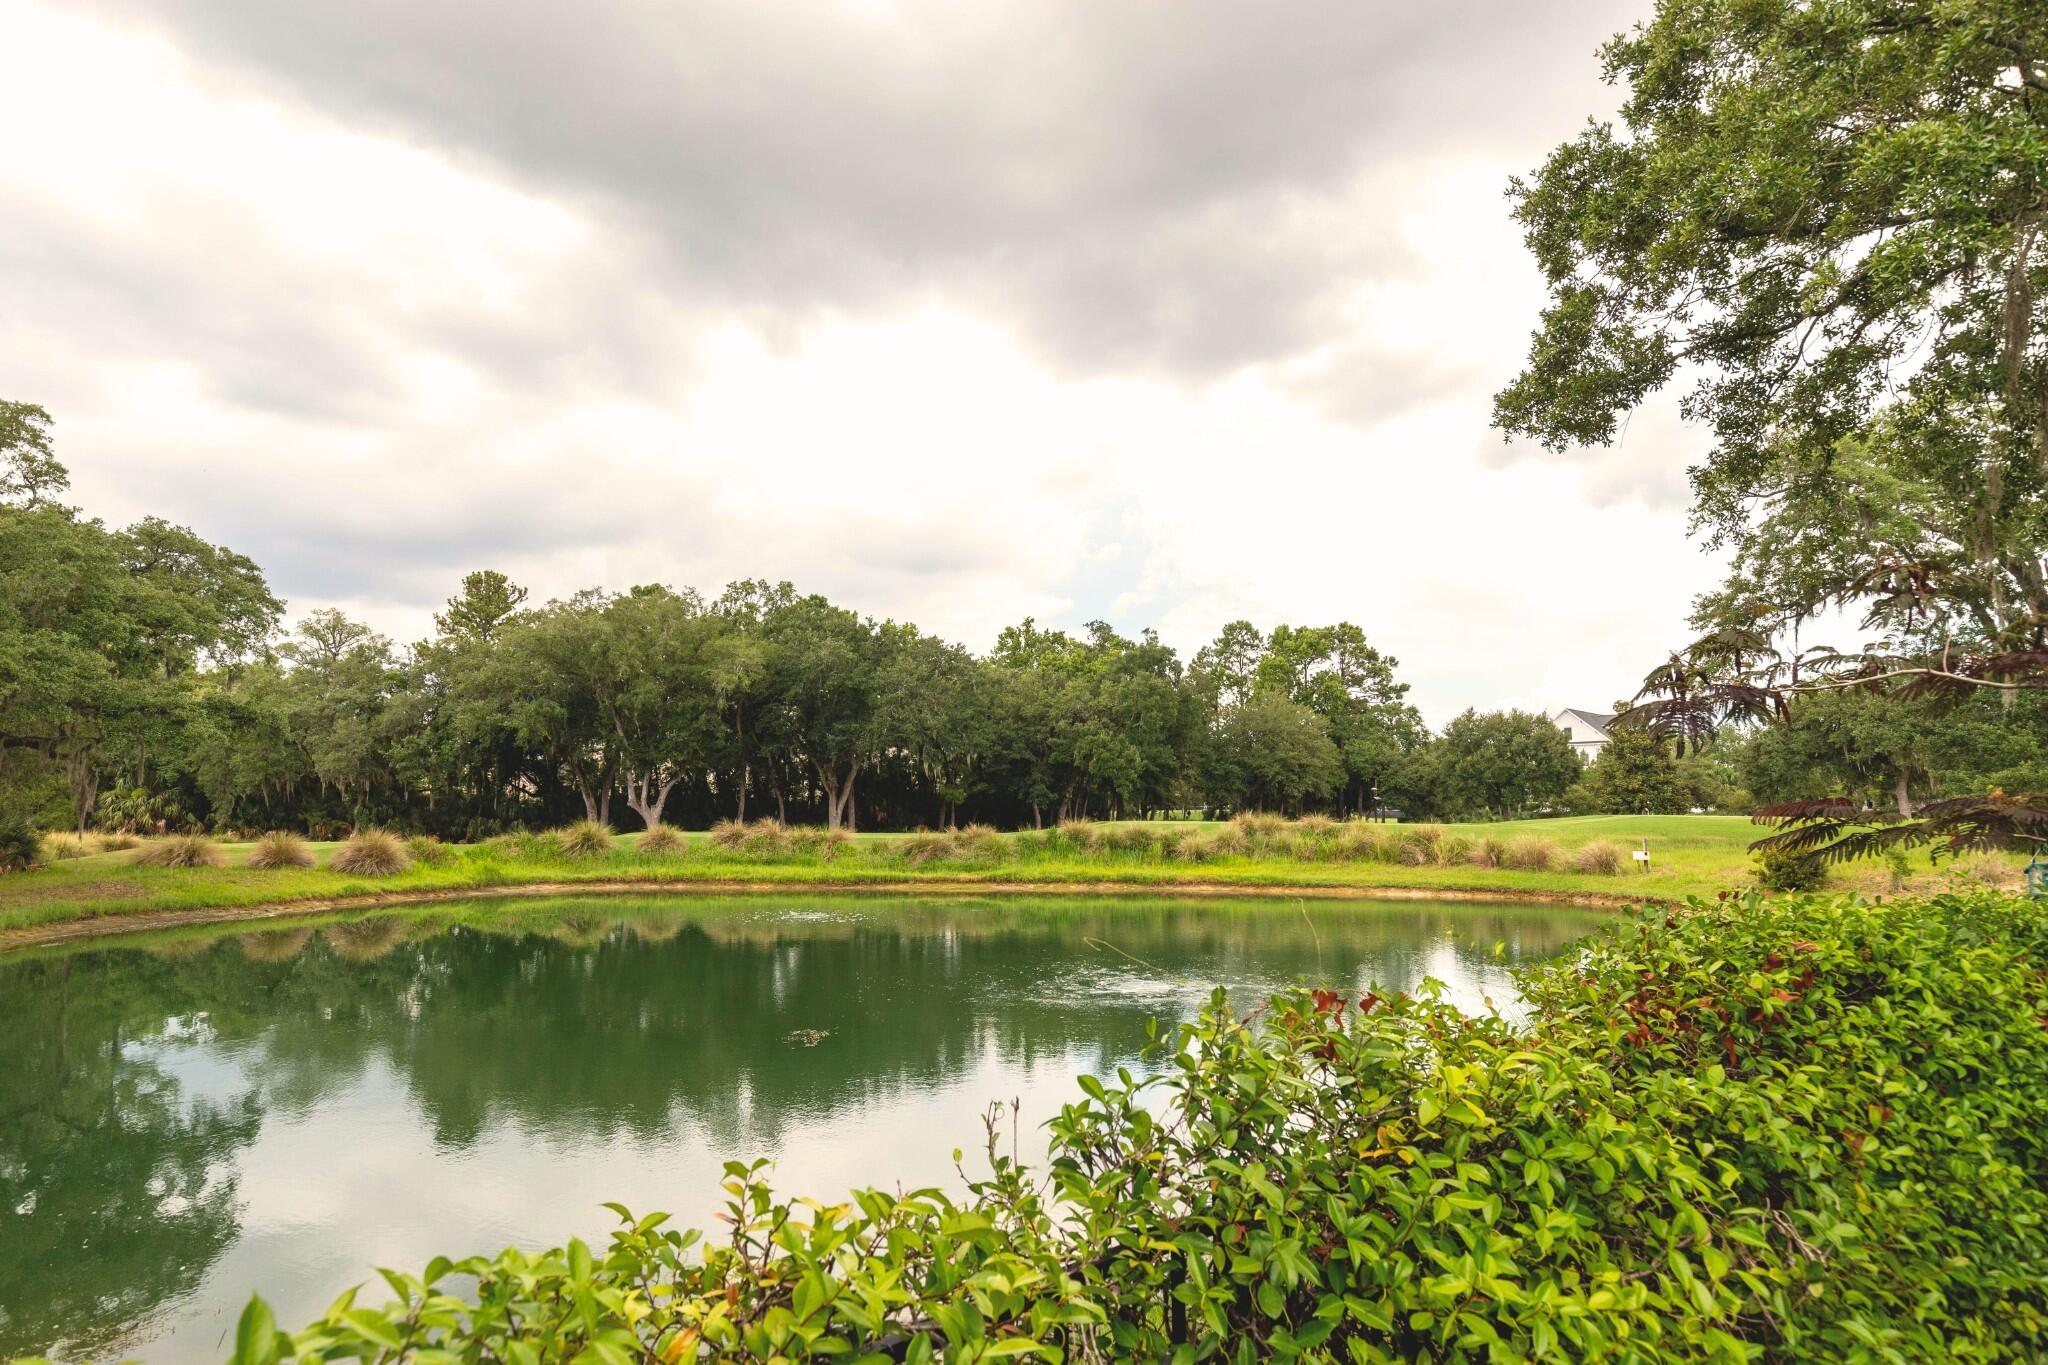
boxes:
[2,815,2024,940]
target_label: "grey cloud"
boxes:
[82,0,1641,385]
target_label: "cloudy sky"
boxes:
[2,0,1714,725]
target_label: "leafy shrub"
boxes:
[246,831,316,870]
[1755,845,1827,892]
[1502,833,1558,871]
[0,817,42,872]
[330,830,411,877]
[637,825,687,856]
[133,834,225,869]
[555,820,615,859]
[1571,838,1625,875]
[405,835,456,867]
[244,891,2048,1362]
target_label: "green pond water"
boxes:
[0,894,1605,1362]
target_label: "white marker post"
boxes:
[1633,838,1651,872]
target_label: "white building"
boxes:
[1552,708,1614,763]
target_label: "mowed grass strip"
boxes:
[1,814,2024,936]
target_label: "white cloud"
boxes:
[1,0,1717,726]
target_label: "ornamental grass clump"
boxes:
[404,834,455,867]
[246,831,315,870]
[1571,838,1625,875]
[250,890,2048,1363]
[637,824,686,856]
[134,834,224,869]
[1502,833,1558,871]
[329,830,410,877]
[1466,834,1508,868]
[555,820,615,859]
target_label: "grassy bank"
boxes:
[4,814,2025,940]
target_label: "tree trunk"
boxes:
[737,762,750,822]
[1894,769,1914,818]
[623,770,679,829]
[69,751,95,837]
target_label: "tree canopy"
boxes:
[1497,0,2048,713]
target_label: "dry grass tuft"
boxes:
[98,832,140,851]
[555,820,616,859]
[330,830,411,877]
[1055,820,1104,852]
[42,833,94,860]
[1466,835,1508,869]
[1502,835,1559,872]
[246,831,316,870]
[1571,840,1626,875]
[405,835,456,867]
[134,835,225,869]
[638,824,687,855]
[1229,811,1290,839]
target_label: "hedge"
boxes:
[190,891,2048,1362]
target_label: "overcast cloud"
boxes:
[1,0,1710,724]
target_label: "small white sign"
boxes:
[1632,850,1651,862]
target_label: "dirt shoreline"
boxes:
[0,876,1651,953]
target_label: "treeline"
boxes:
[6,401,2043,840]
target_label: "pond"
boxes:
[0,894,1605,1362]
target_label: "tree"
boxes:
[1203,693,1343,814]
[1254,623,1426,815]
[1572,726,1691,815]
[0,401,66,509]
[763,595,887,831]
[1496,1,2048,709]
[1435,710,1581,819]
[434,570,528,644]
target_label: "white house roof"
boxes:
[1555,708,1615,737]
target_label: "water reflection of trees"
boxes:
[0,897,1601,1358]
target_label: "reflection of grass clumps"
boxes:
[548,911,617,947]
[237,927,315,961]
[331,830,411,877]
[626,913,686,942]
[324,916,410,960]
[135,835,225,869]
[247,831,316,870]
[638,825,686,855]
